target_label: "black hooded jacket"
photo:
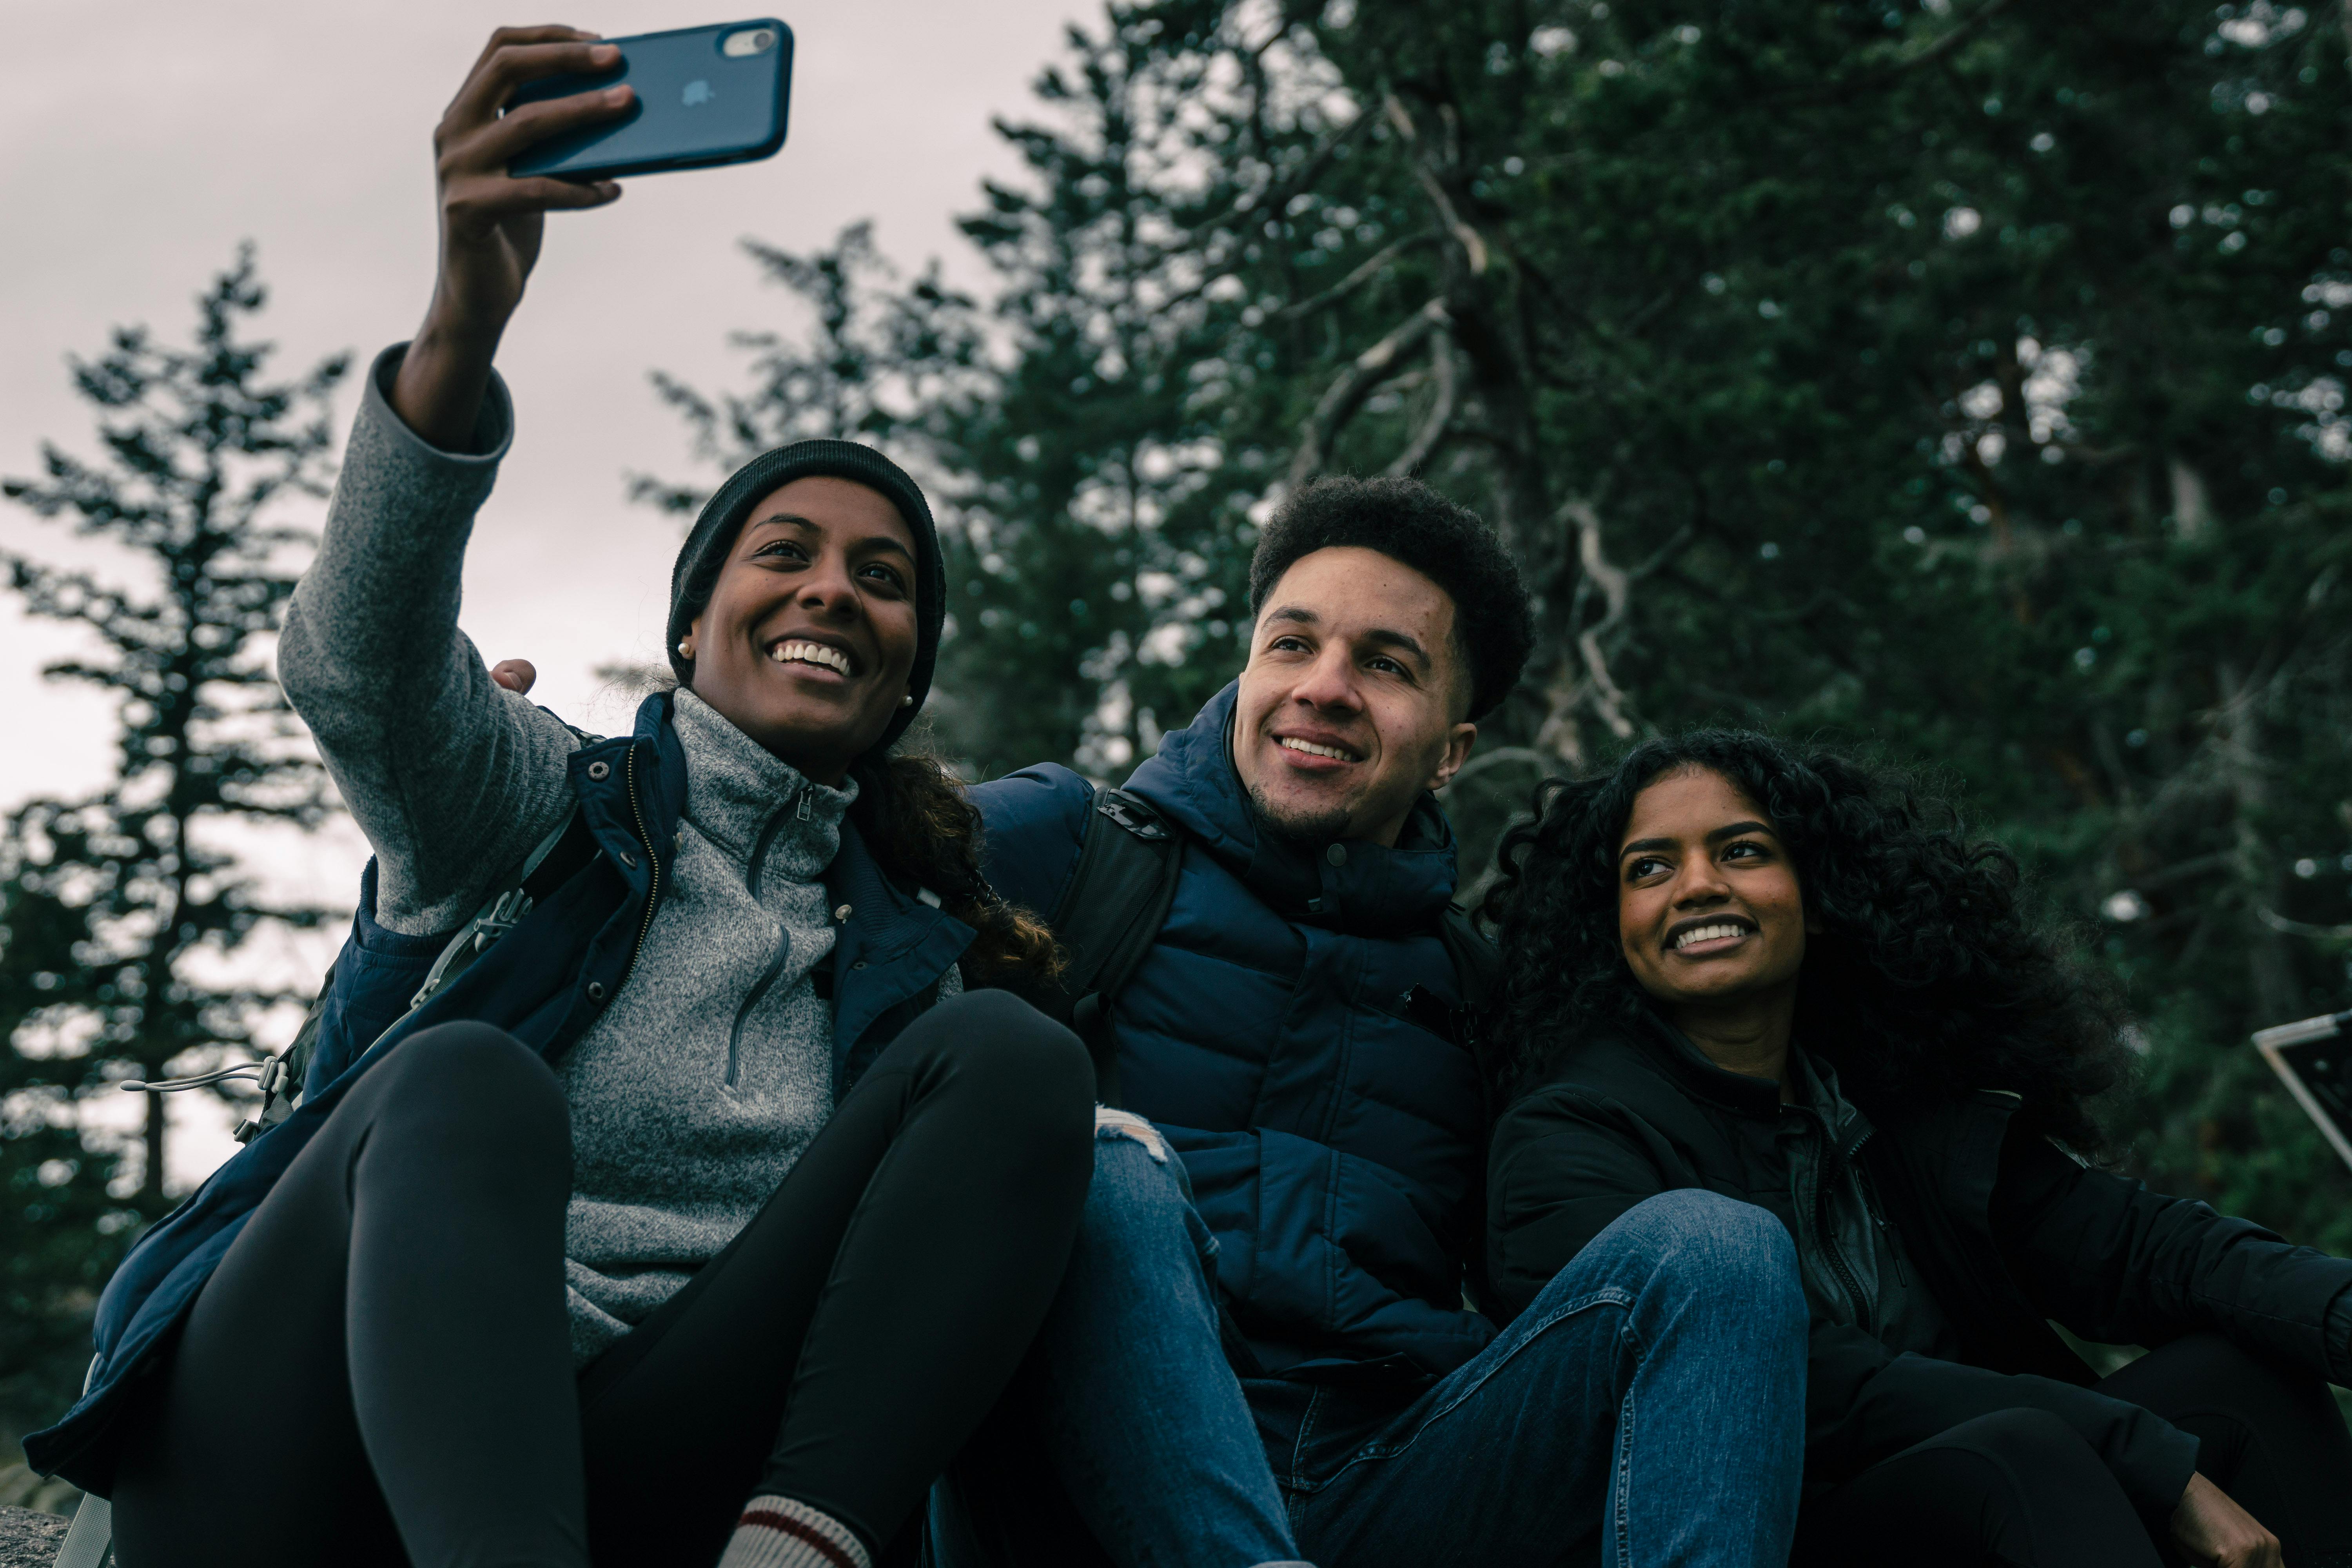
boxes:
[1487,1013,2352,1518]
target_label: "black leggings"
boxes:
[1795,1334,2352,1568]
[109,989,1095,1568]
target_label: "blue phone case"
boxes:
[507,19,791,181]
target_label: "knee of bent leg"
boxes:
[2130,1331,2328,1420]
[1939,1408,2106,1482]
[372,1022,568,1152]
[1082,1121,1193,1236]
[1613,1189,1802,1324]
[928,990,1096,1140]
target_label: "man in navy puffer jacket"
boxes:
[956,478,1809,1568]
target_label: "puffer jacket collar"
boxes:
[1123,680,1458,937]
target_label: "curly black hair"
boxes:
[1249,476,1535,719]
[1478,730,2134,1155]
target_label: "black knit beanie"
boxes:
[667,439,946,755]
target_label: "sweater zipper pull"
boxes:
[1875,1209,1907,1286]
[1859,1170,1907,1286]
[798,786,812,822]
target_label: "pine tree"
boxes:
[0,249,346,1423]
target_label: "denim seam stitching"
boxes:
[1610,1321,1644,1568]
[1305,1286,1639,1487]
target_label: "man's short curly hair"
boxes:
[1247,476,1535,719]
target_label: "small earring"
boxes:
[900,694,914,708]
[676,639,693,659]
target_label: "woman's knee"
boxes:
[364,1022,569,1154]
[2111,1330,2344,1436]
[924,990,1097,1124]
[2134,1331,2305,1397]
[1928,1408,2115,1491]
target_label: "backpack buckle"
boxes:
[470,886,534,954]
[1096,792,1169,841]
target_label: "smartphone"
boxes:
[506,19,792,181]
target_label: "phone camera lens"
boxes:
[722,27,776,56]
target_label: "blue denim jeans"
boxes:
[931,1122,1305,1568]
[1268,1189,1807,1568]
[935,1149,1803,1568]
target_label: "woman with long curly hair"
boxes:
[1480,730,2352,1568]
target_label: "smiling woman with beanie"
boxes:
[21,31,1103,1568]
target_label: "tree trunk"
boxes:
[2214,659,2301,1025]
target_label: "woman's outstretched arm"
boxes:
[1991,1128,2352,1380]
[280,27,634,934]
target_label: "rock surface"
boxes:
[0,1508,65,1567]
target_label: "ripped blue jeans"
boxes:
[929,1114,1305,1568]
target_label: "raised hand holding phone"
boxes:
[393,26,634,450]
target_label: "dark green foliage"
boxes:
[653,1,2352,1250]
[0,249,346,1430]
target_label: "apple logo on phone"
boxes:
[682,79,715,107]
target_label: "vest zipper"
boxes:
[1856,1160,1907,1287]
[1815,1144,1869,1323]
[618,744,662,992]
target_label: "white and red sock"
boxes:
[715,1494,872,1568]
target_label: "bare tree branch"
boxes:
[1287,298,1450,487]
[2259,907,2352,940]
[1384,334,1459,477]
[1781,0,2024,104]
[1565,497,1640,741]
[1281,232,1440,321]
[1384,94,1489,275]
[1441,745,1554,792]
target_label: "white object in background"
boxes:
[2252,1009,2352,1175]
[53,1492,110,1568]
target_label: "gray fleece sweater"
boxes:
[279,345,956,1361]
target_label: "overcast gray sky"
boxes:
[0,0,1086,1184]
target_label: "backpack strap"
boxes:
[1045,788,1185,1107]
[235,807,603,1143]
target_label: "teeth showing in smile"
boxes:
[770,640,852,676]
[1279,737,1352,761]
[1674,922,1747,951]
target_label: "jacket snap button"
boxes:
[586,760,610,781]
[833,904,853,923]
[1326,844,1348,867]
[851,960,868,970]
[586,981,606,1001]
[616,849,637,869]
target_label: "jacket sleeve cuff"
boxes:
[2324,1281,2352,1384]
[2119,1416,2201,1523]
[363,341,515,465]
